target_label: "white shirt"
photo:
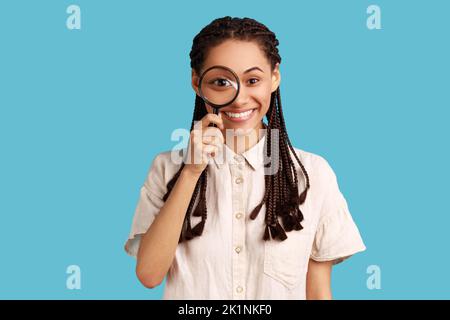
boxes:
[124,132,366,299]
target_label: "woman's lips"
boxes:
[222,108,257,123]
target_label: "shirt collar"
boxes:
[212,129,267,171]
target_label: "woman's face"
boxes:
[192,40,281,134]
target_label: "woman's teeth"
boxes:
[224,109,254,118]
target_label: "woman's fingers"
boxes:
[202,135,222,147]
[188,129,221,163]
[184,112,225,175]
[203,127,225,144]
[194,113,224,130]
[202,144,218,159]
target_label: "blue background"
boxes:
[0,0,449,299]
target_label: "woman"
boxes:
[124,16,366,300]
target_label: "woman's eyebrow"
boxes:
[243,66,264,74]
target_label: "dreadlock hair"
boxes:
[163,16,310,243]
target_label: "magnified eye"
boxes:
[209,78,232,87]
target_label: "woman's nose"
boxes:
[232,85,250,107]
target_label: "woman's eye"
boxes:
[248,78,259,85]
[211,78,231,87]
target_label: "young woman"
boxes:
[124,16,366,300]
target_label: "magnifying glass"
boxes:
[198,65,241,127]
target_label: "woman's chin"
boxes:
[223,121,260,136]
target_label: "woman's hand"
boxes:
[183,113,225,177]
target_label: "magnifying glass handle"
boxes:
[209,107,219,128]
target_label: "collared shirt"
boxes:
[124,132,366,299]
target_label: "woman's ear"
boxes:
[271,63,281,93]
[191,69,200,95]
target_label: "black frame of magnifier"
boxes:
[198,65,241,115]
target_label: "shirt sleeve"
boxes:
[124,153,167,258]
[310,156,366,265]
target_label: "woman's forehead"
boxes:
[202,40,270,75]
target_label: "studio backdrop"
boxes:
[0,0,449,299]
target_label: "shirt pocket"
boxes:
[263,229,312,290]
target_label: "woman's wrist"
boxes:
[181,166,203,181]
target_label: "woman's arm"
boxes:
[135,113,224,289]
[135,168,201,288]
[306,259,333,299]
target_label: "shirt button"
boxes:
[238,164,244,169]
[235,246,242,254]
[235,212,243,219]
[234,155,244,163]
[236,286,243,293]
[235,177,243,184]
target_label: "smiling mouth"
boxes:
[223,108,256,120]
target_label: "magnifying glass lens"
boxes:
[199,67,239,106]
